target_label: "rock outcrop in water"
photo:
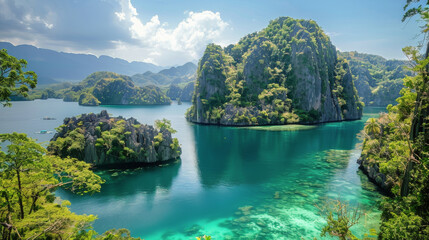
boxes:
[186,17,363,126]
[48,110,181,167]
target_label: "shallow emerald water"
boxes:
[0,100,386,239]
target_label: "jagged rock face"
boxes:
[166,82,195,102]
[186,17,362,126]
[357,156,390,192]
[191,45,230,123]
[243,38,278,95]
[166,84,182,100]
[48,110,181,167]
[180,82,194,102]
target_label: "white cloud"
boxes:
[115,12,125,21]
[23,13,54,29]
[0,0,231,66]
[113,0,229,65]
[131,15,161,40]
[167,11,228,53]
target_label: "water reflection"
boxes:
[60,161,181,202]
[98,162,181,196]
[193,120,364,188]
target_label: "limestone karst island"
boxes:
[0,1,428,240]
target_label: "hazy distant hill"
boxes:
[338,51,413,106]
[132,62,196,86]
[0,42,163,84]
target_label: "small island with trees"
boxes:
[48,110,181,168]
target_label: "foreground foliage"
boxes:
[317,200,361,240]
[359,1,429,238]
[0,49,37,107]
[0,133,144,239]
[0,133,103,239]
[0,51,144,239]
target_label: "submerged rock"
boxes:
[183,224,202,236]
[238,206,254,216]
[48,110,181,168]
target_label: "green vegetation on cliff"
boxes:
[48,111,181,167]
[358,1,429,237]
[187,17,363,125]
[359,51,429,238]
[0,49,37,106]
[339,51,413,106]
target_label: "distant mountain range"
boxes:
[132,62,197,86]
[0,42,164,84]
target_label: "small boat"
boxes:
[35,130,54,134]
[42,117,56,120]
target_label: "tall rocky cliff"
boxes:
[48,111,181,167]
[186,17,362,125]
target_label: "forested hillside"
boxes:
[339,51,413,106]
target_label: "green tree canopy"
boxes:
[0,49,37,107]
[0,133,104,239]
[155,118,177,134]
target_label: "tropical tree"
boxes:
[365,118,381,137]
[0,49,37,106]
[317,200,361,240]
[155,118,177,133]
[0,133,103,239]
[399,0,429,197]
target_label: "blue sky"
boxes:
[0,0,422,66]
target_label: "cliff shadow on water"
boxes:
[192,118,365,188]
[58,160,181,202]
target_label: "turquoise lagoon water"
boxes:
[0,99,387,239]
